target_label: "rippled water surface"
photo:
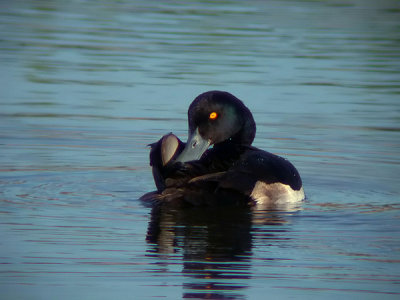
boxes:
[1,0,400,299]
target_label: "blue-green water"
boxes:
[1,0,400,299]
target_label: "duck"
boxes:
[141,90,305,208]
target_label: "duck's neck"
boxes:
[231,107,256,146]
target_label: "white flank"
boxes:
[250,181,305,211]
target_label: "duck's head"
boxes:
[177,91,256,163]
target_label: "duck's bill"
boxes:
[176,128,211,162]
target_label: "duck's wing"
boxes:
[149,133,185,191]
[216,148,303,197]
[188,172,227,184]
[162,146,303,196]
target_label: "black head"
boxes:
[177,91,256,162]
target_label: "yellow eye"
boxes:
[209,112,218,120]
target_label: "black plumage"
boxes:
[141,91,303,207]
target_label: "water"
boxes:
[1,0,400,299]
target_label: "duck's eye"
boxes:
[209,112,218,120]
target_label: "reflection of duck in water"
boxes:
[146,202,289,298]
[146,205,253,298]
[141,90,304,208]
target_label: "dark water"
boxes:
[1,0,400,299]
